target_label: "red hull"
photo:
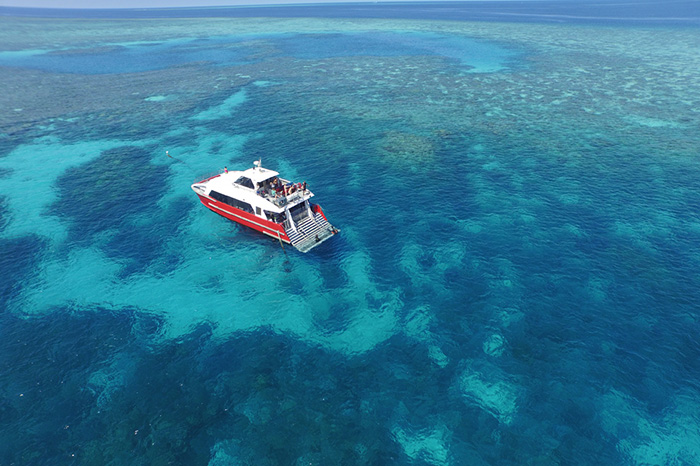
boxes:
[197,194,291,243]
[312,203,328,221]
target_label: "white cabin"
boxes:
[192,162,314,232]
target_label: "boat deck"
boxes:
[286,212,339,253]
[259,187,309,208]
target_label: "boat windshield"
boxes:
[234,176,255,189]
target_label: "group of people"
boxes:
[261,177,307,198]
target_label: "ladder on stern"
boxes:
[284,212,338,253]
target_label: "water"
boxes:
[1,2,700,464]
[0,32,517,74]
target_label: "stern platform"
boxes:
[285,212,339,253]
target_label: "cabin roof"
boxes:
[205,167,279,191]
[243,166,279,183]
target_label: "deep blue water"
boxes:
[2,2,700,465]
[2,0,699,26]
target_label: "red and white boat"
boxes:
[191,160,339,252]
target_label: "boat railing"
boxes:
[286,190,304,205]
[266,187,310,208]
[193,170,224,183]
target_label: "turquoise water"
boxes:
[0,32,517,75]
[2,4,700,465]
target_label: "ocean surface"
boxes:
[1,1,700,464]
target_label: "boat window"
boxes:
[264,210,281,223]
[210,190,254,214]
[234,176,255,189]
[255,206,261,216]
[232,199,254,214]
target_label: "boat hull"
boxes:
[196,194,291,243]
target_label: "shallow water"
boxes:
[1,5,700,465]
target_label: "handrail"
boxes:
[193,170,223,183]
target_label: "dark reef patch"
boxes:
[0,196,9,233]
[0,307,158,465]
[104,195,191,279]
[0,234,47,312]
[52,145,168,244]
[0,142,19,160]
[0,309,627,465]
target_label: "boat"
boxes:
[191,160,339,252]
